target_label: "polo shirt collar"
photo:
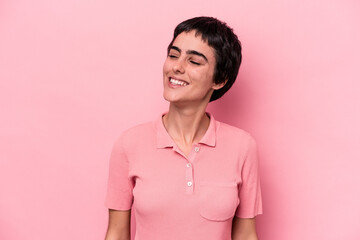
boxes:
[155,111,217,148]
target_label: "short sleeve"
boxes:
[235,136,263,218]
[105,135,134,210]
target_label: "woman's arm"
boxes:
[104,209,131,240]
[231,216,259,240]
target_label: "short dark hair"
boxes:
[167,16,242,102]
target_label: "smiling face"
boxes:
[163,30,226,105]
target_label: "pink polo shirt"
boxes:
[105,112,263,240]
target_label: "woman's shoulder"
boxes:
[217,120,256,143]
[112,120,155,148]
[123,120,154,136]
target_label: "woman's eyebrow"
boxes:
[170,46,208,62]
[186,50,208,62]
[170,46,181,53]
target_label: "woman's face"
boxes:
[163,30,225,105]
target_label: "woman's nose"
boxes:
[172,59,185,73]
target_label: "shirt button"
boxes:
[187,181,193,186]
[186,163,191,167]
[194,147,200,152]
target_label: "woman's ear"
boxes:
[212,79,228,90]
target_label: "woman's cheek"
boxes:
[163,59,172,73]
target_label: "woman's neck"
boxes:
[162,104,210,147]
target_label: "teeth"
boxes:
[170,78,188,86]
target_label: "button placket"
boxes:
[185,161,194,194]
[185,145,201,194]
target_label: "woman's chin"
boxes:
[163,95,180,103]
[163,95,189,106]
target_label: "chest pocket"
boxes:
[198,181,239,221]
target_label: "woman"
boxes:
[105,16,263,240]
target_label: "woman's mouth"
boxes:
[169,77,189,87]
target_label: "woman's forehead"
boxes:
[171,30,215,58]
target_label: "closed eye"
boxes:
[168,54,178,58]
[190,60,200,65]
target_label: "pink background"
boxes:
[1,0,359,239]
